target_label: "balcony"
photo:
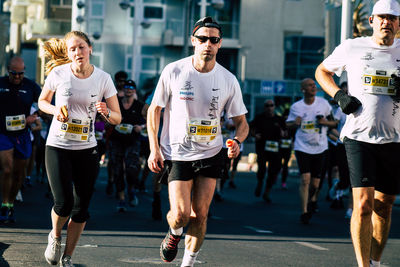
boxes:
[25,18,71,40]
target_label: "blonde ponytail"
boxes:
[43,38,71,75]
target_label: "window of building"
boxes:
[284,36,324,80]
[50,0,72,6]
[90,1,105,18]
[129,2,165,21]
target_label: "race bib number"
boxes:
[301,121,319,134]
[265,140,279,152]
[187,118,219,143]
[59,118,90,141]
[115,124,133,135]
[280,139,292,149]
[6,114,26,131]
[363,68,397,95]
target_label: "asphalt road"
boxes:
[1,165,400,267]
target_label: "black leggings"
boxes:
[45,145,99,223]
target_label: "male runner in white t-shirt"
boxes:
[147,17,248,267]
[286,78,337,224]
[315,1,400,266]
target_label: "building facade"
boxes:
[2,0,334,119]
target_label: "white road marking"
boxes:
[295,241,329,251]
[244,226,273,234]
[76,244,98,248]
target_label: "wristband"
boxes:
[106,108,111,119]
[233,138,241,146]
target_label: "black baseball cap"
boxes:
[124,80,136,90]
[192,16,222,36]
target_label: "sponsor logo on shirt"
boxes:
[62,88,72,96]
[361,53,374,61]
[179,81,195,101]
[208,96,219,119]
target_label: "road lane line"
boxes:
[244,226,273,234]
[295,241,329,251]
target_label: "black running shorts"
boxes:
[344,137,400,195]
[294,150,328,178]
[166,149,225,182]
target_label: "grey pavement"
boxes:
[1,164,400,267]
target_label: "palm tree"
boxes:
[352,0,371,37]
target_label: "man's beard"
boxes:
[201,53,214,62]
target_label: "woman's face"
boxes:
[66,36,92,68]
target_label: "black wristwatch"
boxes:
[233,138,241,146]
[106,108,111,119]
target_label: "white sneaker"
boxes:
[44,231,62,265]
[60,255,74,267]
[16,190,23,202]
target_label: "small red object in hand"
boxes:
[226,139,233,147]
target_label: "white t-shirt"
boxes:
[323,37,400,144]
[44,63,117,150]
[152,56,248,161]
[286,97,331,154]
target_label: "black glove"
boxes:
[391,74,400,100]
[334,90,361,115]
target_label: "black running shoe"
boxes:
[0,206,8,223]
[300,212,312,224]
[307,201,319,213]
[7,207,15,223]
[160,229,182,262]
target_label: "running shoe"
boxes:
[60,255,74,267]
[300,212,312,224]
[0,206,8,223]
[160,229,182,262]
[262,192,271,203]
[44,231,62,265]
[214,191,223,202]
[16,190,23,202]
[307,201,319,213]
[116,200,127,213]
[228,181,237,189]
[7,207,15,223]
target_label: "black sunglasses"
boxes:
[194,35,221,44]
[8,70,25,76]
[264,104,274,107]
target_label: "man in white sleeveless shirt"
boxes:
[316,1,400,266]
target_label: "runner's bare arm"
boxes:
[229,114,249,158]
[147,104,164,173]
[315,63,340,97]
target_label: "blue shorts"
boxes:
[0,132,32,159]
